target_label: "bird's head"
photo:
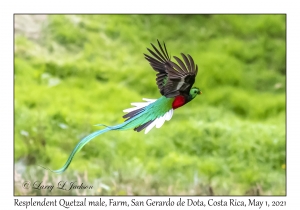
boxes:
[189,87,202,99]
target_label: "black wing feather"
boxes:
[144,40,198,97]
[157,41,170,61]
[187,54,195,72]
[134,120,154,132]
[181,53,192,72]
[147,48,165,63]
[173,56,188,73]
[123,107,144,121]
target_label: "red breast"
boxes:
[172,95,186,109]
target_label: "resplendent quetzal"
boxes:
[48,40,201,173]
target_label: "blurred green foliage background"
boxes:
[14,14,285,195]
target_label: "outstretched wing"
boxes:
[144,40,198,98]
[164,53,198,97]
[144,40,172,96]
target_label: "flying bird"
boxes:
[47,40,201,174]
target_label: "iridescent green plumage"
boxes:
[44,40,201,174]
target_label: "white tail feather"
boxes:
[145,118,158,134]
[156,115,165,128]
[144,108,174,134]
[122,98,174,134]
[123,98,157,113]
